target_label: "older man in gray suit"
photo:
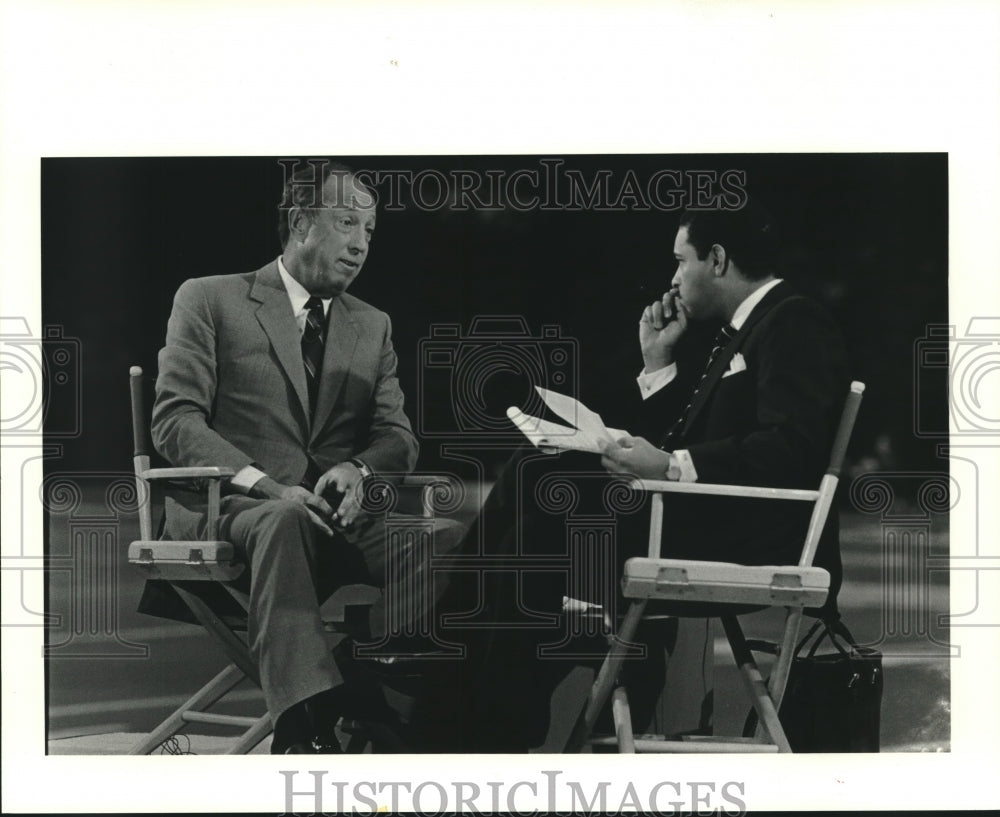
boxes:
[149,162,419,753]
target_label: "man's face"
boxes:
[670,226,720,321]
[293,175,376,298]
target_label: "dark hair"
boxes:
[277,159,373,248]
[678,200,778,281]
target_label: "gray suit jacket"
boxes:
[152,260,418,517]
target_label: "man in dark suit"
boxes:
[446,201,849,751]
[147,162,422,753]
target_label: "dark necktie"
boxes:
[660,323,737,448]
[302,296,325,415]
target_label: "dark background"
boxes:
[40,154,948,476]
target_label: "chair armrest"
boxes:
[628,479,818,502]
[137,466,234,540]
[141,466,236,481]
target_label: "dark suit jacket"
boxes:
[138,261,418,623]
[633,281,850,610]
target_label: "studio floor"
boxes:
[45,488,950,755]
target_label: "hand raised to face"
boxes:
[639,287,688,372]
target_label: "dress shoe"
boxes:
[282,735,343,754]
[271,687,348,754]
[337,635,458,672]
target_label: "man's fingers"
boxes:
[305,507,334,537]
[650,300,665,329]
[661,293,675,322]
[601,454,628,474]
[336,493,360,524]
[314,473,331,497]
[305,493,334,520]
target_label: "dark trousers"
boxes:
[419,447,673,751]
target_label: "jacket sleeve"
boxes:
[622,331,716,442]
[151,278,256,473]
[352,312,419,475]
[685,299,849,488]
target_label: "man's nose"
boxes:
[347,226,368,253]
[670,269,681,287]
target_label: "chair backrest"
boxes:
[797,380,865,568]
[130,365,156,541]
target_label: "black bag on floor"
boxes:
[745,617,883,752]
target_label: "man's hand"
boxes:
[314,461,366,529]
[251,476,335,536]
[639,287,688,372]
[599,435,672,480]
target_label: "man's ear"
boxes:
[710,243,730,276]
[287,207,312,243]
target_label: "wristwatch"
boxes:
[348,458,373,480]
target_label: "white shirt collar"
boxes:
[276,256,331,318]
[730,278,783,330]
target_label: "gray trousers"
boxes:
[167,494,463,723]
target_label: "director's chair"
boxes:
[565,381,865,753]
[124,365,455,754]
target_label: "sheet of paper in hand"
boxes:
[506,386,629,453]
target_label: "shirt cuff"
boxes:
[673,449,698,482]
[230,464,267,494]
[636,362,678,400]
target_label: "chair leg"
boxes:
[128,663,247,754]
[767,608,803,711]
[747,608,803,742]
[172,583,260,684]
[611,687,635,753]
[564,599,648,752]
[225,713,273,755]
[721,616,792,752]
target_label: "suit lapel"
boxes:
[250,263,311,420]
[681,281,796,437]
[310,297,359,444]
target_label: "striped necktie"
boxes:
[660,323,737,447]
[302,296,325,415]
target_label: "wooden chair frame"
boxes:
[565,381,865,753]
[125,365,451,754]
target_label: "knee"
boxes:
[251,499,315,537]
